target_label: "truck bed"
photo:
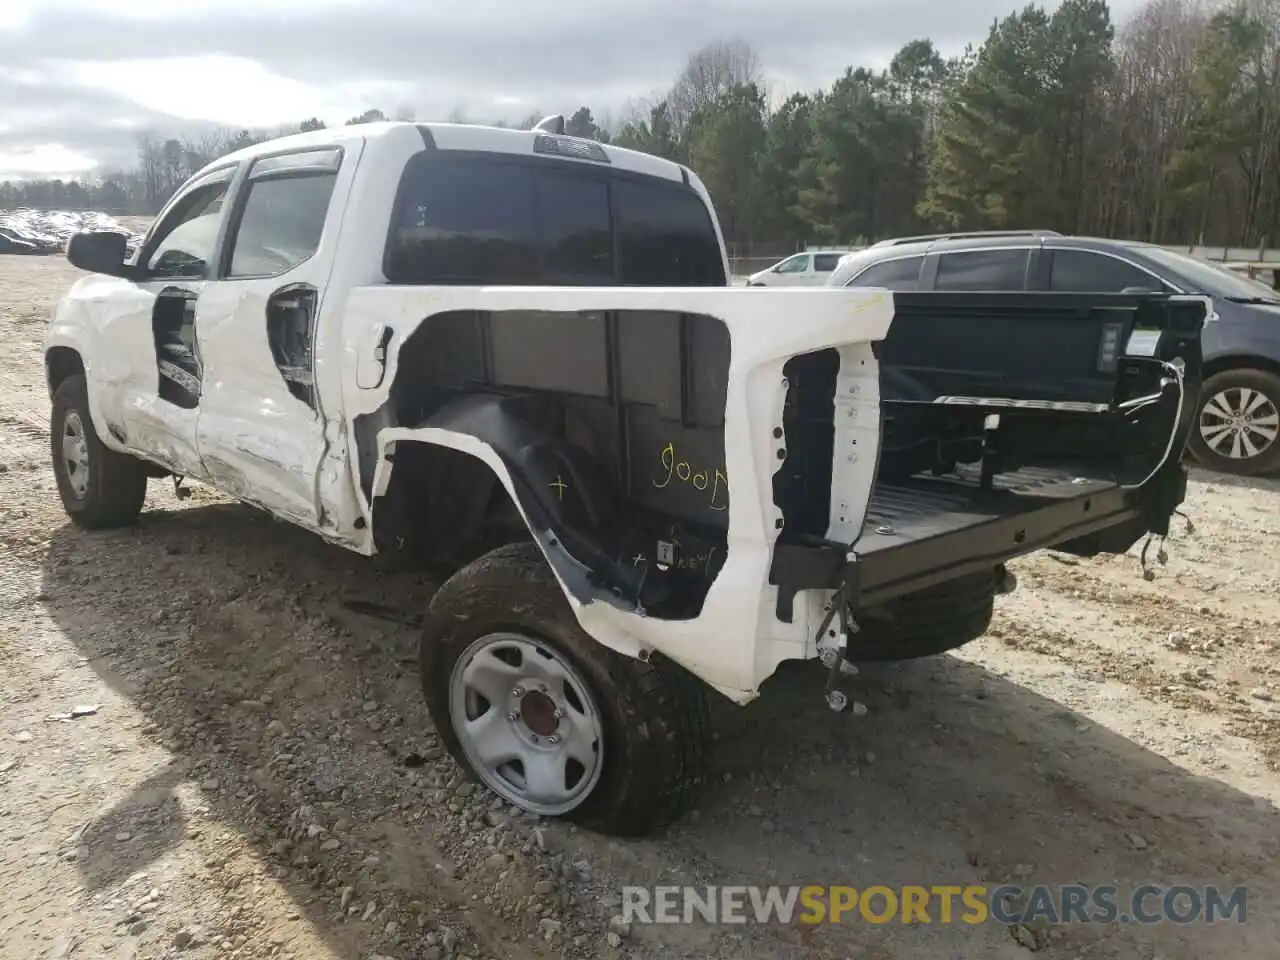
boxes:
[853,465,1135,603]
[768,290,1205,621]
[355,285,1202,628]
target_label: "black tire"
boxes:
[1187,368,1280,477]
[850,570,996,661]
[420,542,711,837]
[50,374,148,529]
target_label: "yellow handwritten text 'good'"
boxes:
[653,442,727,511]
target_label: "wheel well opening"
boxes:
[1202,355,1280,383]
[371,440,528,571]
[46,347,85,398]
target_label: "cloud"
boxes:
[0,0,1153,179]
[0,69,194,178]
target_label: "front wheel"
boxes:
[1188,368,1280,476]
[50,374,149,529]
[420,543,711,837]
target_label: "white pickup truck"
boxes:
[45,119,1206,837]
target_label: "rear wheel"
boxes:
[420,542,711,837]
[50,374,148,529]
[1188,368,1280,476]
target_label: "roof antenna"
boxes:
[531,114,565,135]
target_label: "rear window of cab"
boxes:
[384,151,726,286]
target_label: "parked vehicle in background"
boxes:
[831,232,1280,476]
[746,250,849,286]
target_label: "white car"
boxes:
[45,119,1204,838]
[746,250,850,287]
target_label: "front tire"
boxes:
[420,543,711,837]
[50,374,148,529]
[1188,368,1280,476]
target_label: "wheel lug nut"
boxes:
[546,734,560,744]
[512,686,524,698]
[507,712,518,722]
[530,735,539,744]
[552,709,563,719]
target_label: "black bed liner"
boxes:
[769,291,1205,623]
[852,466,1141,602]
[768,461,1165,620]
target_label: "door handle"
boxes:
[356,323,394,389]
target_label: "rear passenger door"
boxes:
[193,146,355,529]
[929,248,1034,291]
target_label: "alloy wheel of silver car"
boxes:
[1198,386,1280,462]
[61,410,92,498]
[448,631,604,816]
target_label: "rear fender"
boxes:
[347,286,898,702]
[369,415,649,663]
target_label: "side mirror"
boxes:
[67,231,131,277]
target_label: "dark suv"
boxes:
[829,231,1280,477]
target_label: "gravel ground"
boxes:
[2,253,1278,960]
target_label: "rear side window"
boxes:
[227,172,338,278]
[385,152,725,286]
[935,249,1029,291]
[387,158,539,284]
[1049,249,1166,293]
[813,253,843,272]
[847,256,924,290]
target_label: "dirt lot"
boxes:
[2,253,1278,960]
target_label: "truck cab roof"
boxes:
[196,120,692,189]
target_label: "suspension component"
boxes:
[816,586,867,715]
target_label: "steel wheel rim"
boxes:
[448,632,604,816]
[1199,387,1280,460]
[61,411,91,498]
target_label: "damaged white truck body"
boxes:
[46,120,1207,836]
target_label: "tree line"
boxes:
[2,0,1277,250]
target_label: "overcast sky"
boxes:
[0,0,1150,180]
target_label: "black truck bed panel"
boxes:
[859,466,1119,554]
[850,466,1137,603]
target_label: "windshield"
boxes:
[1134,246,1280,301]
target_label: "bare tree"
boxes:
[666,39,764,131]
[135,133,165,212]
[1101,0,1210,240]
